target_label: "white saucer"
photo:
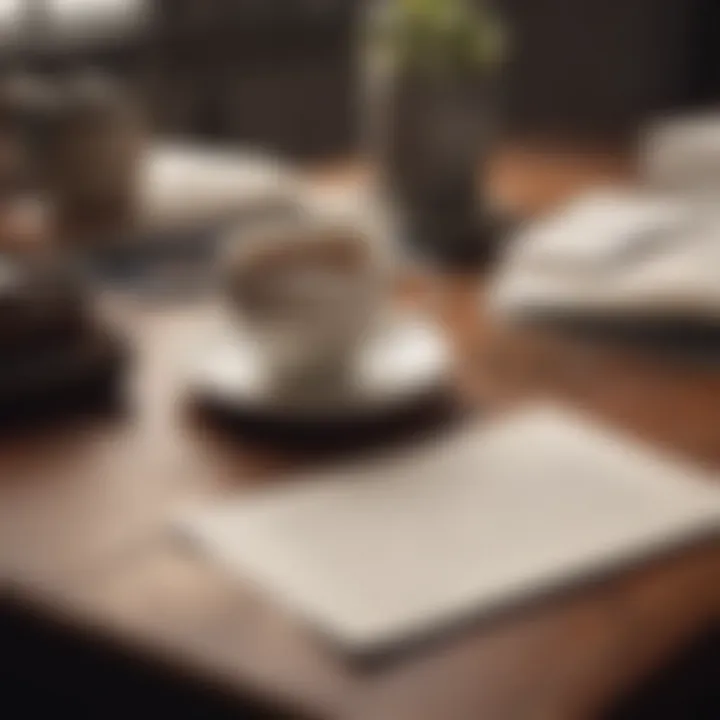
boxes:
[187,312,455,438]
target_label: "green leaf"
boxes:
[374,0,508,75]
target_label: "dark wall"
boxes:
[684,0,720,108]
[3,1,363,160]
[497,0,703,144]
[10,0,720,157]
[150,0,362,158]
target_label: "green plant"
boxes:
[372,0,506,76]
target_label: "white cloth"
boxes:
[136,142,301,233]
[44,0,149,47]
[642,113,720,197]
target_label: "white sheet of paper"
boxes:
[181,406,720,651]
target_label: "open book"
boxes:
[491,190,720,321]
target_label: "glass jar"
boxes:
[43,73,147,244]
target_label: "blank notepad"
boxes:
[182,406,720,652]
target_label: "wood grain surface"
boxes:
[1,149,718,720]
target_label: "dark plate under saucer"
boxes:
[0,326,128,429]
[186,312,460,451]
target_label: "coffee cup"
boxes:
[222,219,386,399]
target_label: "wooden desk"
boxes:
[1,150,718,720]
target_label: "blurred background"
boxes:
[1,4,719,720]
[0,0,717,160]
